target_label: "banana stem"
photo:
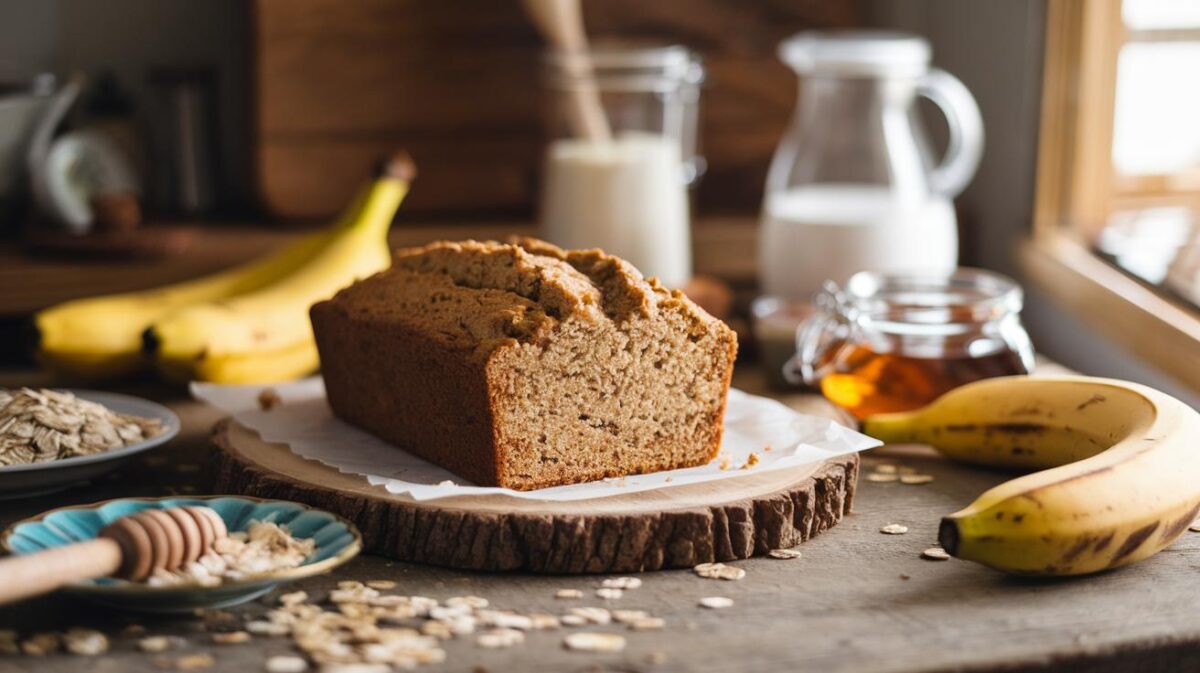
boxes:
[860,411,921,443]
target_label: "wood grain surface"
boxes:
[212,419,859,573]
[253,0,859,219]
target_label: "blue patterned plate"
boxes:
[0,496,362,612]
[0,390,180,500]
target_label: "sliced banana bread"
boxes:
[310,238,737,490]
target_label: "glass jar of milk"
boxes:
[761,31,984,300]
[540,45,703,288]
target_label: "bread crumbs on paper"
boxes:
[740,452,760,469]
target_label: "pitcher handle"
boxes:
[918,68,984,199]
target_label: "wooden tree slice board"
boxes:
[212,419,860,574]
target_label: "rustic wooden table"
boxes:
[1,367,1198,673]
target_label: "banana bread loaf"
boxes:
[310,238,738,490]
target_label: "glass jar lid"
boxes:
[543,43,703,92]
[778,30,931,77]
[843,268,1024,327]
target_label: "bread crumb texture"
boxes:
[311,238,737,490]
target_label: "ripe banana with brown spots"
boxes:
[862,376,1200,576]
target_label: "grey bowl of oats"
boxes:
[0,388,179,499]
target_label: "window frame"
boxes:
[1024,0,1200,392]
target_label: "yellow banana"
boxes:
[862,376,1200,576]
[146,155,414,384]
[33,226,337,380]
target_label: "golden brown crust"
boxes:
[313,238,738,490]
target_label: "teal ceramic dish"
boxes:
[0,390,180,500]
[0,496,362,612]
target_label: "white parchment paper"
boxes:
[192,378,879,502]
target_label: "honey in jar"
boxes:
[790,269,1034,419]
[820,347,1030,419]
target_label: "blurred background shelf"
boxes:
[0,217,759,318]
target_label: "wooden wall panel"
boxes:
[254,0,858,221]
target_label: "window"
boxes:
[1026,0,1200,390]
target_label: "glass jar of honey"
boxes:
[787,269,1035,419]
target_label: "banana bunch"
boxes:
[35,154,414,384]
[862,376,1200,576]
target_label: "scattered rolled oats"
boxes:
[610,610,648,624]
[698,596,734,609]
[63,628,108,656]
[529,614,561,630]
[247,621,291,637]
[865,472,899,483]
[921,547,952,561]
[138,635,175,653]
[330,585,379,604]
[767,548,802,560]
[594,587,623,600]
[569,607,612,625]
[477,611,533,631]
[365,580,396,591]
[564,632,626,653]
[880,523,909,535]
[280,591,309,607]
[875,464,897,474]
[600,577,641,590]
[899,474,934,485]
[630,617,665,631]
[445,596,488,609]
[476,628,524,649]
[559,615,586,626]
[554,589,583,599]
[0,388,163,466]
[693,562,745,581]
[212,631,251,645]
[265,655,309,673]
[420,621,453,640]
[174,653,216,670]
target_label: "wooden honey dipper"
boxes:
[0,506,227,605]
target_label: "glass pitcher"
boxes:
[760,31,984,300]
